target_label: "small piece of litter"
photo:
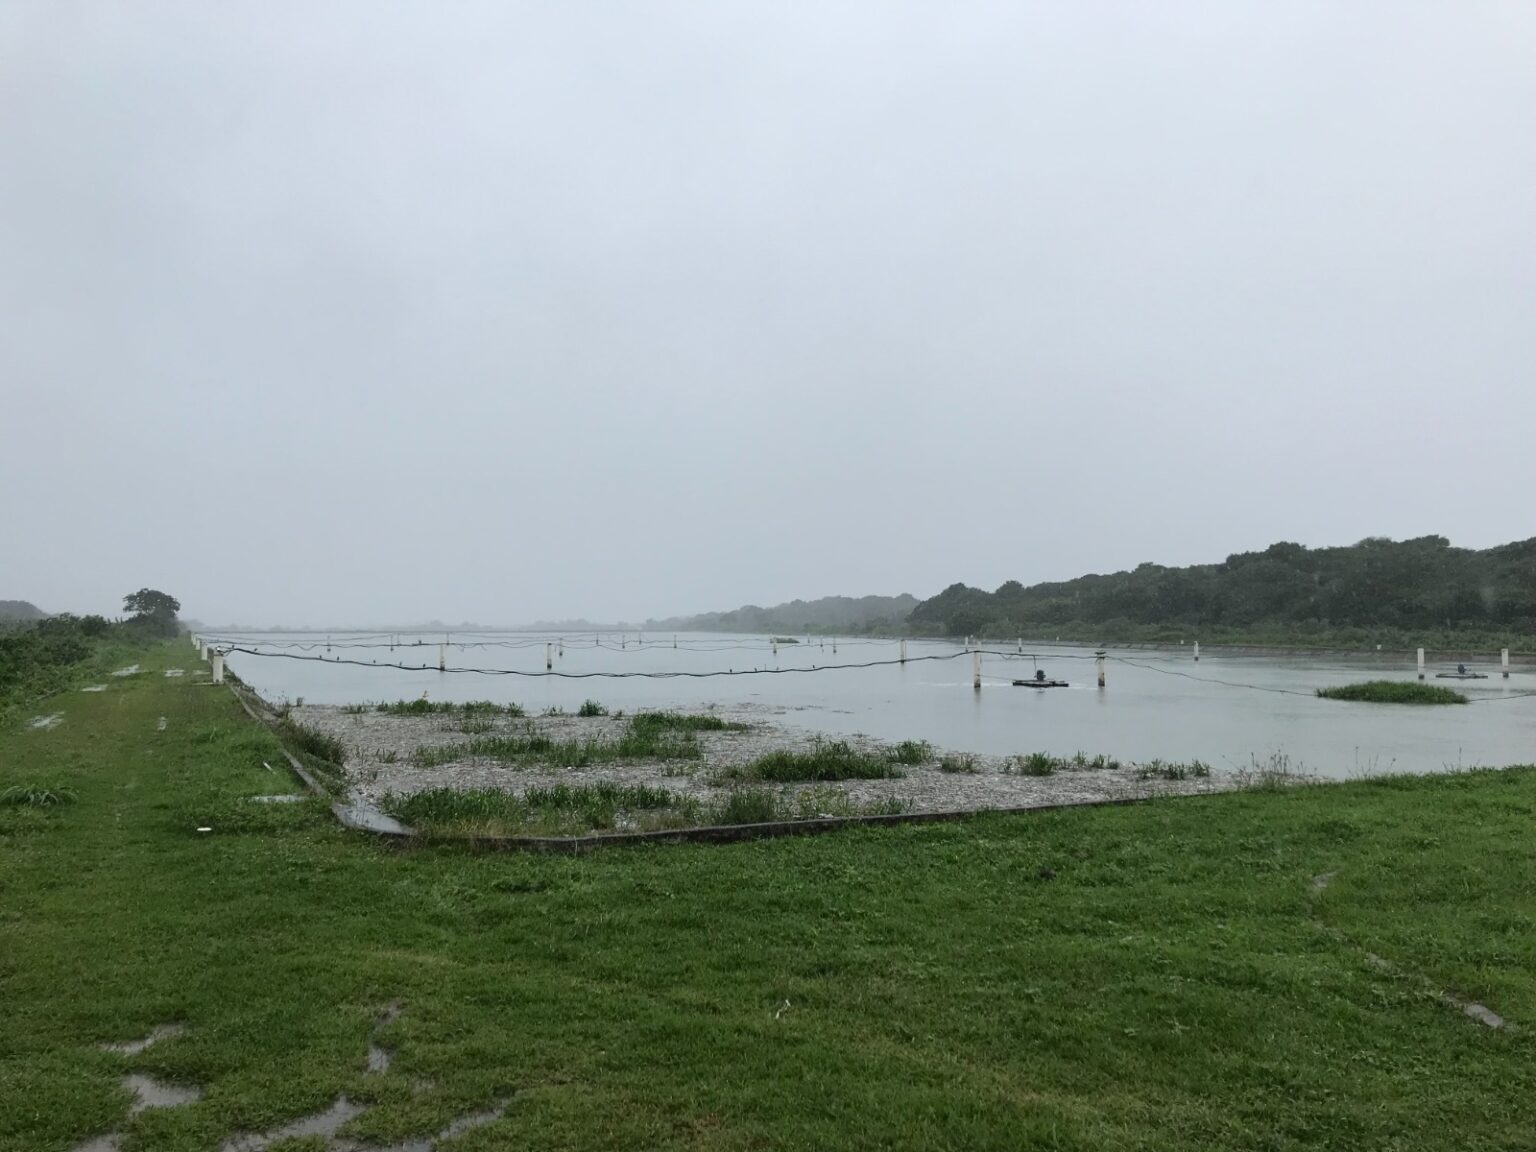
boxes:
[82,684,108,693]
[250,795,304,804]
[261,761,276,774]
[28,713,64,730]
[164,669,185,678]
[773,999,791,1019]
[156,718,167,731]
[110,665,140,677]
[196,827,212,834]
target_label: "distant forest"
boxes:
[908,536,1536,649]
[0,600,45,626]
[659,537,1535,650]
[648,594,919,636]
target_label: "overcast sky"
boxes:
[2,2,1532,625]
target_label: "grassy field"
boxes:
[2,640,1534,1150]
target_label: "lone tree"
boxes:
[124,588,181,636]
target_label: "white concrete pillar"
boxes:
[1502,648,1510,679]
[1417,648,1425,681]
[199,643,208,662]
[900,639,908,664]
[973,649,982,691]
[1194,641,1200,662]
[1017,637,1022,654]
[211,651,224,684]
[832,637,837,654]
[772,639,778,656]
[1096,651,1106,689]
[438,643,446,672]
[545,643,553,670]
[190,633,198,649]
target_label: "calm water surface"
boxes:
[215,632,1536,779]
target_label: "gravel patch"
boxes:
[294,705,1237,819]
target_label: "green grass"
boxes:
[374,699,526,717]
[938,753,978,774]
[887,739,934,765]
[4,639,1536,1151]
[384,782,696,837]
[576,699,608,717]
[414,712,746,770]
[1317,680,1469,704]
[0,783,78,808]
[1135,758,1213,781]
[628,710,747,734]
[718,739,909,783]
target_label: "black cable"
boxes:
[220,646,971,679]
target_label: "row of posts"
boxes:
[191,634,224,684]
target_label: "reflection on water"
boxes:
[218,633,1536,779]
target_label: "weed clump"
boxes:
[939,754,978,774]
[577,699,608,717]
[719,739,906,783]
[1135,759,1211,781]
[888,740,934,766]
[1,784,78,807]
[1317,681,1467,705]
[375,699,525,717]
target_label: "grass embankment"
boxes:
[4,640,1535,1150]
[1317,681,1469,705]
[410,710,747,770]
[385,782,907,838]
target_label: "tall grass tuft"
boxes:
[719,739,906,783]
[1,784,78,807]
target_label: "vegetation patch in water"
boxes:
[1316,681,1467,705]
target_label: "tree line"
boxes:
[906,536,1536,649]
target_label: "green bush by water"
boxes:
[1316,681,1468,705]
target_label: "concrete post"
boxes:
[199,643,208,662]
[972,649,982,691]
[900,639,908,664]
[1194,641,1200,662]
[438,644,446,672]
[191,633,198,649]
[211,651,224,685]
[1417,648,1425,681]
[832,637,837,654]
[1502,648,1510,679]
[1017,637,1022,654]
[545,643,553,670]
[1096,651,1106,688]
[772,638,778,656]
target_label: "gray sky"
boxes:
[3,2,1532,626]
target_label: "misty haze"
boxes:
[3,4,1533,1150]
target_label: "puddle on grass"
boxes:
[28,713,63,730]
[251,794,305,804]
[124,1073,202,1113]
[72,1136,121,1152]
[367,1045,391,1073]
[110,665,140,677]
[156,717,168,731]
[82,684,108,693]
[164,669,185,678]
[101,1024,185,1055]
[217,1097,367,1152]
[1311,872,1336,891]
[1463,1002,1506,1029]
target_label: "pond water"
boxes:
[214,632,1536,779]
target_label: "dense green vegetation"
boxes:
[649,593,919,636]
[1317,681,1469,705]
[4,639,1534,1150]
[409,711,744,769]
[908,535,1536,649]
[716,738,914,783]
[0,588,183,717]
